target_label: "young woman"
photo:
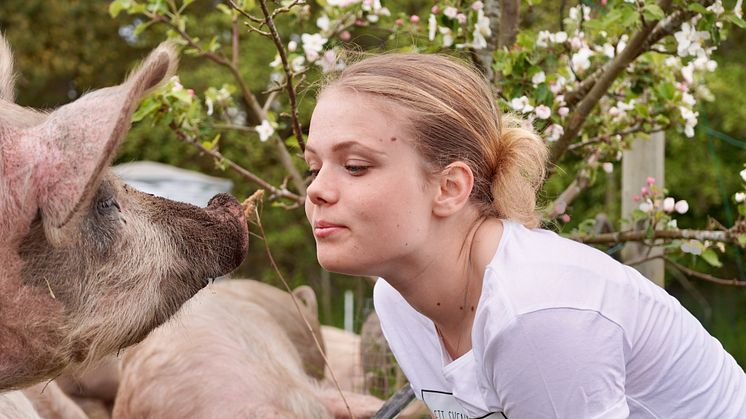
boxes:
[303,53,746,418]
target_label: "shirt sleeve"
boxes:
[483,308,630,419]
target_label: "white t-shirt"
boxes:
[374,220,746,419]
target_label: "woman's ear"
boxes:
[432,162,474,217]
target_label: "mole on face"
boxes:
[390,136,397,142]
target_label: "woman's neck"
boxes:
[384,216,504,358]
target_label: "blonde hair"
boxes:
[320,53,548,228]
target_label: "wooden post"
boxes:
[621,131,665,287]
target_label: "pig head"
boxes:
[0,35,249,390]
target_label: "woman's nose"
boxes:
[306,167,339,206]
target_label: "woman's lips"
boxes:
[313,221,345,238]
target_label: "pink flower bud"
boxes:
[340,31,351,41]
[560,214,571,223]
[187,89,195,97]
[633,195,640,202]
[641,187,649,196]
[472,1,483,10]
[395,18,404,26]
[646,176,655,185]
[410,15,420,23]
[431,6,439,14]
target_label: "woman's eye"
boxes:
[345,165,369,175]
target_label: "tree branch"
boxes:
[547,0,673,166]
[665,257,746,287]
[473,0,502,83]
[499,0,520,48]
[563,2,711,109]
[572,228,745,246]
[546,150,601,219]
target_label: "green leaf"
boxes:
[109,0,124,18]
[133,21,154,36]
[701,248,723,268]
[642,4,665,21]
[201,133,221,151]
[132,98,162,122]
[687,4,709,15]
[726,14,746,29]
[620,7,639,27]
[216,4,233,15]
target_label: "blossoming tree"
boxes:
[109,0,746,286]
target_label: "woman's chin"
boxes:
[317,253,369,277]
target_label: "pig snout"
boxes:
[202,193,249,275]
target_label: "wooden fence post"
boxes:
[621,131,666,287]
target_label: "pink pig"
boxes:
[0,33,249,396]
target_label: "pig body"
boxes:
[0,33,248,393]
[321,326,364,393]
[114,280,385,419]
[114,280,330,419]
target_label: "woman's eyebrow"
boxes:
[305,139,388,157]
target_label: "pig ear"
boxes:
[292,285,318,318]
[37,42,178,246]
[0,33,16,102]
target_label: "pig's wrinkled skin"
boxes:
[0,33,249,394]
[114,280,384,419]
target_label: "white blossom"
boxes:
[681,240,704,255]
[472,9,492,49]
[545,124,564,142]
[675,200,689,214]
[510,96,534,113]
[681,62,695,84]
[707,1,725,16]
[602,162,614,174]
[682,92,696,107]
[288,40,298,52]
[735,0,743,19]
[531,71,546,86]
[316,15,330,32]
[734,192,745,203]
[616,34,628,55]
[674,22,710,58]
[740,168,746,182]
[444,6,458,18]
[439,27,454,47]
[428,14,437,41]
[301,33,327,62]
[663,197,675,213]
[255,120,275,142]
[571,46,594,72]
[535,105,551,120]
[327,0,361,6]
[639,199,654,213]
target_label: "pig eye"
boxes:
[96,197,121,213]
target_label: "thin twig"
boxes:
[665,257,746,287]
[546,150,601,219]
[171,125,302,203]
[572,228,744,246]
